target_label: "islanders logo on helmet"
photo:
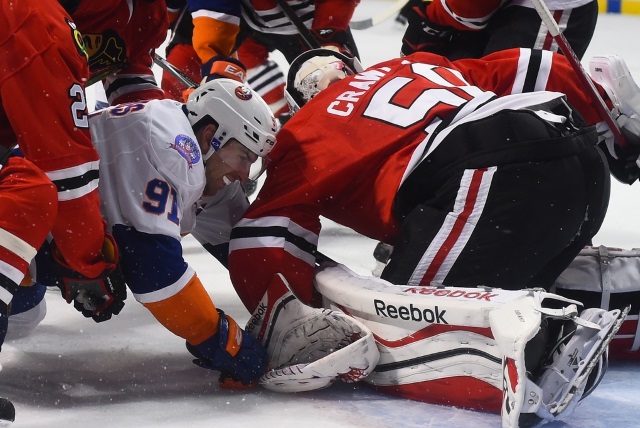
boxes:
[235,85,253,101]
[171,134,200,168]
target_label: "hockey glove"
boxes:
[50,234,127,323]
[311,28,357,57]
[201,55,247,83]
[601,113,640,184]
[186,309,268,386]
[401,0,453,57]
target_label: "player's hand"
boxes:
[201,55,247,83]
[50,234,127,323]
[311,28,356,57]
[401,0,453,56]
[187,309,268,386]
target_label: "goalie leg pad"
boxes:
[490,293,628,428]
[247,274,380,392]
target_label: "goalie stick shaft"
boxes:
[276,0,320,49]
[276,0,321,50]
[531,0,627,148]
[349,0,409,30]
[153,52,198,89]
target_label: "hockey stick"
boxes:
[153,52,198,89]
[349,0,409,30]
[276,0,321,49]
[531,0,627,148]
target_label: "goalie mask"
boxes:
[285,48,363,113]
[186,78,278,159]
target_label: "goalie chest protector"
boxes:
[551,245,640,359]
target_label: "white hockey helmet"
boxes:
[285,48,363,113]
[186,78,278,157]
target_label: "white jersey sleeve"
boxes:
[191,181,250,247]
[89,99,205,240]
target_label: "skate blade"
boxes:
[552,305,630,415]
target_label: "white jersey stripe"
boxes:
[0,285,13,306]
[230,216,318,266]
[45,160,99,182]
[408,167,496,286]
[57,179,99,202]
[0,227,37,263]
[133,266,196,304]
[0,259,24,291]
[192,10,241,25]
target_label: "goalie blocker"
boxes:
[315,261,626,428]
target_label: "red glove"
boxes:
[51,234,127,323]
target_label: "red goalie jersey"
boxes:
[228,48,610,313]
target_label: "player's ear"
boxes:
[203,123,218,145]
[195,123,219,157]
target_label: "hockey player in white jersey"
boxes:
[92,78,277,387]
[16,78,278,388]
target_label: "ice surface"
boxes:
[3,1,640,426]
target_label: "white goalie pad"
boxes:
[314,261,623,427]
[246,273,379,393]
[315,262,543,412]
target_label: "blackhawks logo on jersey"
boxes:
[66,18,88,61]
[82,29,128,85]
[171,135,201,168]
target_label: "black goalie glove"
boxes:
[311,28,357,57]
[601,114,640,184]
[50,234,127,323]
[401,0,453,57]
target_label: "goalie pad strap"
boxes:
[598,246,613,310]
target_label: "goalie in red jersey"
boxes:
[226,47,640,427]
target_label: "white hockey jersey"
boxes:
[89,99,205,239]
[191,181,249,247]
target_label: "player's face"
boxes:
[203,139,258,196]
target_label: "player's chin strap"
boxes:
[245,273,380,392]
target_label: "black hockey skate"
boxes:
[520,305,629,427]
[0,397,15,426]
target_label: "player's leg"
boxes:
[0,156,58,348]
[7,282,47,341]
[382,109,609,290]
[238,37,289,118]
[482,2,598,60]
[1,0,106,279]
[162,43,203,101]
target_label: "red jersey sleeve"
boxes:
[312,0,359,31]
[427,0,505,31]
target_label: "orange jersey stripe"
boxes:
[143,274,219,345]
